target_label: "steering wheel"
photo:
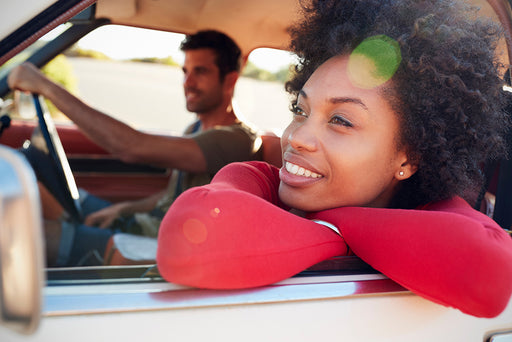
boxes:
[18,92,82,222]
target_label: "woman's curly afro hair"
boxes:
[286,0,511,208]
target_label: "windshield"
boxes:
[0,24,72,81]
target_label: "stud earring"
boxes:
[399,171,405,176]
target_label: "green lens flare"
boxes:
[348,35,401,89]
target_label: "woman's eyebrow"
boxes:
[330,97,369,111]
[298,89,308,99]
[299,89,369,111]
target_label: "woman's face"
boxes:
[279,55,414,212]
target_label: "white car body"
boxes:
[3,273,512,342]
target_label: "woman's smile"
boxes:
[279,160,325,187]
[279,151,325,187]
[284,161,323,178]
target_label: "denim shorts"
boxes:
[56,190,115,266]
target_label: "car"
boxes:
[0,0,511,341]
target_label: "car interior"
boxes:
[0,0,511,284]
[0,0,303,277]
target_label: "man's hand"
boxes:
[84,203,127,229]
[7,62,50,94]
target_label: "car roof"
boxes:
[95,0,512,63]
[1,0,511,63]
[95,0,302,57]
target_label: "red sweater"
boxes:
[157,161,512,318]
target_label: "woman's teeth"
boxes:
[285,161,323,178]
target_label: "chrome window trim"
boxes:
[43,275,407,317]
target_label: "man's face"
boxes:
[182,48,225,114]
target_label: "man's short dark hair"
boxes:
[180,30,242,79]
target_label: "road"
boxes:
[68,57,292,135]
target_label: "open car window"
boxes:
[0,24,72,82]
[1,22,304,283]
[23,23,380,285]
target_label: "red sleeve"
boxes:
[307,197,512,318]
[157,161,348,289]
[157,161,512,317]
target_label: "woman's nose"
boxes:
[286,119,318,152]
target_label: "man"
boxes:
[8,30,261,266]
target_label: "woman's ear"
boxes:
[396,160,418,180]
[393,148,419,180]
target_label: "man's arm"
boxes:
[8,63,207,172]
[84,189,167,228]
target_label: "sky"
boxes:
[75,25,297,72]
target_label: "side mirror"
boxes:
[0,145,44,334]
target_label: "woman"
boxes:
[157,0,512,318]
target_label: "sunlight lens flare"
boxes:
[183,218,208,244]
[348,35,401,89]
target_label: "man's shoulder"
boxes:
[192,121,263,173]
[202,121,258,141]
[221,120,257,134]
[234,121,259,140]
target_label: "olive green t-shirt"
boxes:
[133,121,261,237]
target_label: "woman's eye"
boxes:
[291,105,307,117]
[329,115,353,127]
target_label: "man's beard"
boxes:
[185,88,223,114]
